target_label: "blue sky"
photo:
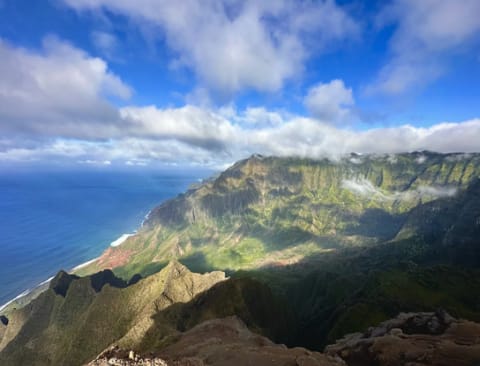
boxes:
[0,0,479,168]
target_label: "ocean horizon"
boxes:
[0,168,210,308]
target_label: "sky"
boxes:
[0,0,479,169]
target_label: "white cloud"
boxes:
[369,0,480,94]
[417,186,457,198]
[0,37,132,139]
[125,159,148,166]
[63,0,359,96]
[342,178,382,198]
[219,106,289,128]
[119,105,237,150]
[342,178,458,201]
[91,31,118,59]
[304,79,354,124]
[416,155,427,164]
[240,107,285,127]
[445,153,472,162]
[78,159,111,165]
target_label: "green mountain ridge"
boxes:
[0,262,226,366]
[0,260,299,366]
[78,151,480,278]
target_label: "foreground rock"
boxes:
[325,310,480,366]
[88,316,345,366]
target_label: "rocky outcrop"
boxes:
[116,261,227,349]
[0,316,7,344]
[88,316,345,366]
[50,270,79,297]
[325,310,480,366]
[136,276,293,353]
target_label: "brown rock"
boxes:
[157,316,344,366]
[87,317,344,366]
[326,311,480,366]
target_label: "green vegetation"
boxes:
[137,277,293,353]
[324,266,480,345]
[0,262,226,366]
[70,152,480,351]
[88,152,480,280]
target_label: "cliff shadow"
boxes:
[341,208,406,240]
[136,276,295,354]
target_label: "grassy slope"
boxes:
[0,262,225,366]
[0,262,295,366]
[325,265,480,342]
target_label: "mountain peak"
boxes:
[50,270,79,297]
[162,260,190,279]
[249,153,265,160]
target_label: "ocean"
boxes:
[0,168,210,308]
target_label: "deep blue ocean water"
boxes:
[0,169,209,307]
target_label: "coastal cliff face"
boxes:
[2,152,480,365]
[145,151,480,229]
[79,152,480,279]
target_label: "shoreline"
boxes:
[0,209,152,315]
[0,289,31,313]
[71,257,100,272]
[109,233,135,247]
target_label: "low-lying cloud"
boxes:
[342,178,458,201]
[2,107,480,168]
[342,178,383,198]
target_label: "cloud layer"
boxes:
[2,93,480,167]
